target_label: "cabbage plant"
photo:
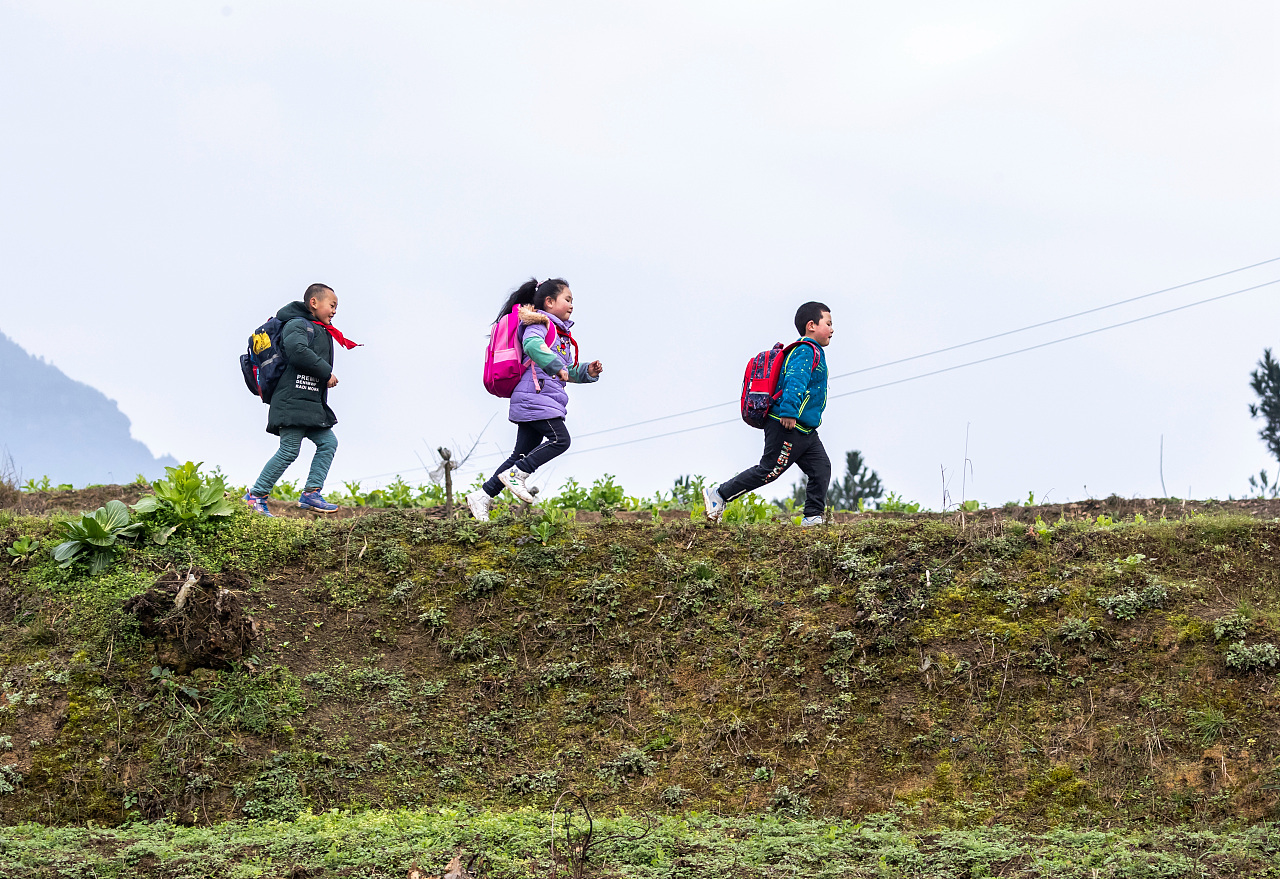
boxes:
[52,500,144,574]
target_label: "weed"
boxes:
[1213,613,1251,642]
[205,665,306,735]
[1059,616,1098,644]
[1187,708,1235,744]
[1098,583,1169,620]
[6,535,40,564]
[463,569,505,601]
[597,748,656,783]
[1224,641,1280,672]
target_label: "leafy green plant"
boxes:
[1224,640,1280,671]
[1213,613,1251,642]
[878,492,922,513]
[52,500,144,574]
[132,461,234,541]
[21,476,72,492]
[6,536,40,565]
[1097,583,1168,620]
[722,492,772,524]
[1059,616,1097,644]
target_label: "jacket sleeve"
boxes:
[282,319,333,380]
[521,326,563,372]
[772,345,815,420]
[566,363,599,384]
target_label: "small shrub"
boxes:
[1212,613,1250,642]
[463,570,505,601]
[768,784,811,818]
[0,763,22,794]
[1059,616,1097,644]
[661,785,689,807]
[131,461,234,538]
[1224,640,1280,671]
[1097,583,1168,620]
[597,748,656,783]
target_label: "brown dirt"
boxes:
[122,569,261,673]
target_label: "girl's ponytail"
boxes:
[494,277,569,322]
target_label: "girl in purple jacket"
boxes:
[468,278,604,521]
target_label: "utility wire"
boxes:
[352,261,1280,481]
[558,276,1280,459]
[573,254,1280,439]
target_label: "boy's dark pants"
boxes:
[719,419,831,517]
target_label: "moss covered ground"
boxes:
[1,499,1278,875]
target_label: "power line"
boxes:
[351,261,1280,481]
[573,254,1280,439]
[558,276,1280,459]
[829,254,1280,380]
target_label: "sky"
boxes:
[1,0,1278,508]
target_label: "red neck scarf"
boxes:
[313,321,361,349]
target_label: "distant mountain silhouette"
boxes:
[0,331,177,486]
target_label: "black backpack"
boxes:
[239,317,289,404]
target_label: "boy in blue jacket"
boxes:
[705,302,834,526]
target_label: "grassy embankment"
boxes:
[1,499,1278,876]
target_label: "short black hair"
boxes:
[305,283,335,305]
[795,301,831,336]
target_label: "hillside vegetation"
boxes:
[1,491,1279,876]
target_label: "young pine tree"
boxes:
[1249,348,1280,497]
[780,449,885,512]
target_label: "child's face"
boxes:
[806,312,834,346]
[309,293,338,325]
[544,287,574,321]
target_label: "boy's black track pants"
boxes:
[718,419,831,517]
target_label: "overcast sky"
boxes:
[2,1,1278,507]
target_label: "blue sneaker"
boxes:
[298,490,338,513]
[243,491,274,517]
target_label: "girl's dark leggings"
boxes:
[483,418,571,497]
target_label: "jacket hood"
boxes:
[277,301,317,324]
[518,305,573,330]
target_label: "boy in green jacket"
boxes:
[704,301,834,526]
[244,283,358,515]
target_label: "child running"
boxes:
[244,283,359,516]
[704,301,834,526]
[468,278,604,521]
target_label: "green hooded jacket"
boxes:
[266,301,337,435]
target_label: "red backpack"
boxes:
[740,339,820,428]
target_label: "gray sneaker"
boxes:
[466,489,493,522]
[702,485,726,523]
[498,466,536,504]
[800,515,824,527]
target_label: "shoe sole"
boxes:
[297,502,338,513]
[498,471,536,504]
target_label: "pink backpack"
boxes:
[483,306,559,398]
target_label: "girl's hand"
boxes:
[557,369,569,382]
[780,417,796,430]
[587,360,603,377]
[327,375,339,388]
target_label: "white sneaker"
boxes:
[702,485,726,523]
[800,515,824,527]
[499,466,536,504]
[466,489,493,522]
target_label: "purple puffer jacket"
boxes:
[508,308,598,422]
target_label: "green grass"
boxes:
[1,809,1278,878]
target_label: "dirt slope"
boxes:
[0,493,1277,830]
